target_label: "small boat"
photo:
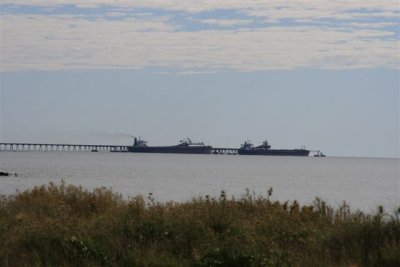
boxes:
[91,149,98,152]
[314,151,326,157]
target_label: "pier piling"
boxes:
[0,143,129,152]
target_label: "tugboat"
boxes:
[127,137,212,154]
[314,151,326,157]
[238,140,310,156]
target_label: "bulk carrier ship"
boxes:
[238,140,310,156]
[128,137,212,154]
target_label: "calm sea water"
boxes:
[1,152,399,212]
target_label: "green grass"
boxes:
[0,182,399,266]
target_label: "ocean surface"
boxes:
[0,152,399,213]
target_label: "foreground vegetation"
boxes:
[0,182,399,266]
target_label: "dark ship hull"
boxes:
[127,145,212,154]
[238,149,310,156]
[128,137,212,154]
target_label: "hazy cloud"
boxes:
[199,19,253,27]
[1,0,399,72]
[2,0,398,13]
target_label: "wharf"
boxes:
[0,143,324,156]
[0,143,238,154]
[0,143,128,152]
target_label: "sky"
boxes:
[0,0,399,158]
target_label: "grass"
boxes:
[0,181,399,266]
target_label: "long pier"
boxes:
[0,143,325,156]
[0,143,129,152]
[0,143,238,154]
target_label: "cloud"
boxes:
[1,14,398,72]
[105,11,126,18]
[245,5,399,21]
[2,0,399,13]
[199,19,253,27]
[346,22,399,29]
[1,1,399,72]
[176,70,222,75]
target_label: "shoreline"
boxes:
[0,174,398,215]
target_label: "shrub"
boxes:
[0,182,399,266]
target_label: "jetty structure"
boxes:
[0,142,234,154]
[0,138,324,156]
[0,143,129,153]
